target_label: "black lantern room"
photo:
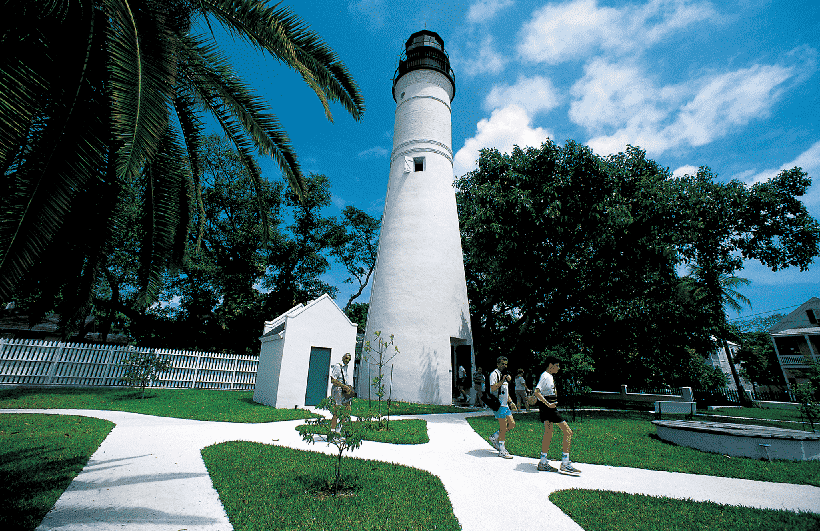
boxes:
[393,30,456,101]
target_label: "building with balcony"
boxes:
[769,297,820,386]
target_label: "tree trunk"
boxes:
[723,338,752,406]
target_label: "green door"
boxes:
[305,347,332,406]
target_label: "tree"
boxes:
[1,0,365,332]
[733,315,789,396]
[668,167,819,403]
[331,207,380,312]
[362,331,400,419]
[299,397,363,496]
[119,350,173,398]
[456,142,700,387]
[455,141,820,390]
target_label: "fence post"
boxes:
[192,350,201,389]
[45,342,66,385]
[229,354,238,390]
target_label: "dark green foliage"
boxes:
[456,141,819,390]
[1,1,365,335]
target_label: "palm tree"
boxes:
[0,0,364,331]
[682,265,752,404]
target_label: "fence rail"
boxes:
[0,339,258,390]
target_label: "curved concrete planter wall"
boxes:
[653,420,820,461]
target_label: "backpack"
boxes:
[483,370,502,411]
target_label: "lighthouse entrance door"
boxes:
[451,342,472,404]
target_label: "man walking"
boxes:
[533,356,581,474]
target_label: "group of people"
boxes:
[485,356,580,473]
[326,352,580,474]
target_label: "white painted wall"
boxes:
[362,67,474,405]
[253,294,358,408]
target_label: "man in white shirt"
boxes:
[329,353,354,433]
[533,356,581,474]
[488,356,516,459]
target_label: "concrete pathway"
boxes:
[3,409,819,530]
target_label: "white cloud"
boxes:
[358,146,389,158]
[457,35,508,76]
[574,58,798,156]
[467,0,514,24]
[518,0,716,64]
[349,0,387,28]
[484,75,561,115]
[453,104,551,176]
[672,165,699,178]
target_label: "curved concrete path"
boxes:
[3,409,819,530]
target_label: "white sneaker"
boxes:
[498,448,513,459]
[560,462,581,474]
[489,433,499,450]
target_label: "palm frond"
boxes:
[179,34,304,198]
[104,0,176,182]
[136,125,193,305]
[199,0,364,121]
[171,87,207,249]
[0,4,107,301]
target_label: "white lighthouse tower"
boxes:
[361,30,473,405]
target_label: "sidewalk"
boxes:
[3,409,819,530]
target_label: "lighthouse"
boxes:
[360,30,473,405]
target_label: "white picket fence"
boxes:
[0,338,258,390]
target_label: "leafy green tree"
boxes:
[331,207,380,312]
[456,141,820,390]
[1,0,364,332]
[119,350,173,398]
[345,302,368,330]
[299,397,363,495]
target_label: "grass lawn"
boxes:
[550,489,820,531]
[350,398,477,416]
[468,410,820,486]
[202,441,460,531]
[0,387,316,423]
[297,418,429,444]
[0,414,114,531]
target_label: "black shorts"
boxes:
[538,398,564,424]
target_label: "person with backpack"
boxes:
[488,356,516,459]
[533,356,581,474]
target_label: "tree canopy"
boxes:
[455,141,819,389]
[0,0,365,328]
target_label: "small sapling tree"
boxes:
[795,382,819,432]
[300,397,363,495]
[363,331,400,426]
[119,350,173,398]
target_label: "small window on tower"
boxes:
[413,157,425,172]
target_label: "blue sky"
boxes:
[211,0,819,323]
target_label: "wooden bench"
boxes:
[652,420,820,461]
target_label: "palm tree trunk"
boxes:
[723,338,752,406]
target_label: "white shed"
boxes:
[253,294,358,409]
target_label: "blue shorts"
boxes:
[494,406,512,419]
